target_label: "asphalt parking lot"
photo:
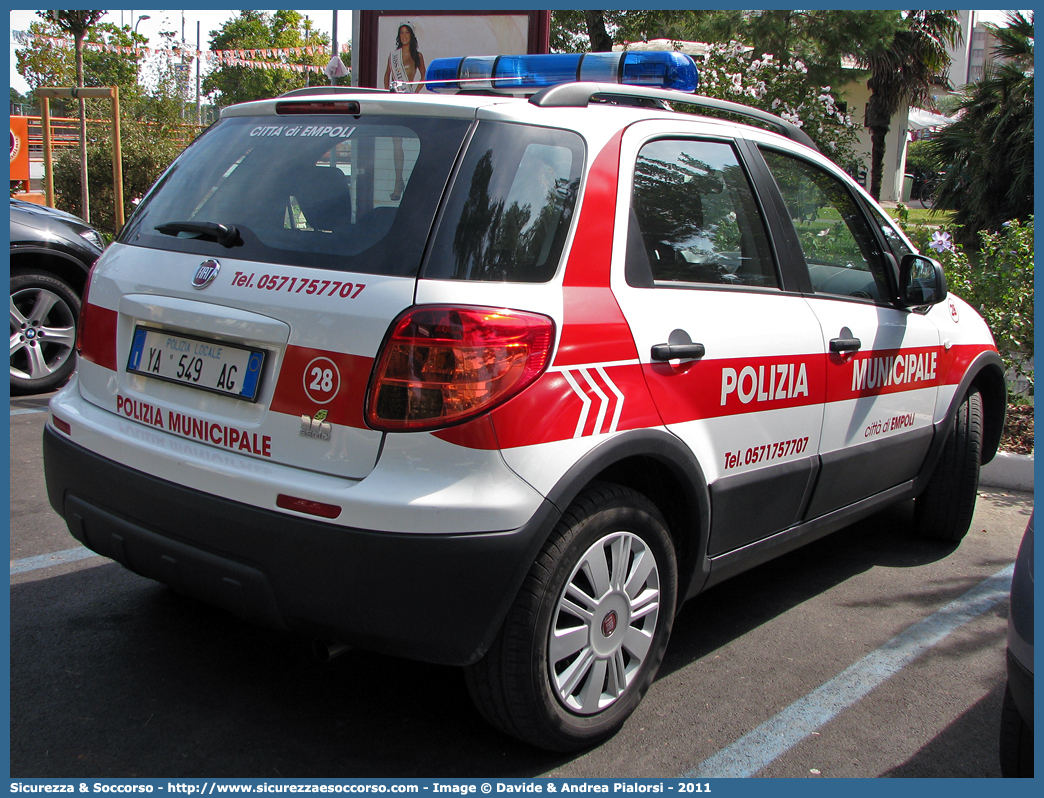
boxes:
[10,390,1032,778]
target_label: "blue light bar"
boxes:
[423,51,699,94]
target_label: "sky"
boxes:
[9,9,354,96]
[9,9,1021,98]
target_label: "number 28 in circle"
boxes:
[303,357,341,404]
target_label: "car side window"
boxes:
[628,139,778,289]
[760,148,891,303]
[424,122,584,283]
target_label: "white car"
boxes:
[44,52,1006,751]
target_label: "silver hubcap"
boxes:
[10,287,76,382]
[549,531,661,715]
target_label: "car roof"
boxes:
[223,82,818,152]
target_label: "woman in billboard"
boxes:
[384,22,426,92]
[384,22,426,199]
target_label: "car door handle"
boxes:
[829,337,862,353]
[651,343,706,362]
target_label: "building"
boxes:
[948,10,1002,90]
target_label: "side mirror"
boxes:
[898,253,947,307]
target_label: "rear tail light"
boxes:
[367,306,555,432]
[74,263,118,371]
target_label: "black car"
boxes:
[9,197,104,394]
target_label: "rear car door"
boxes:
[612,124,825,556]
[756,146,941,517]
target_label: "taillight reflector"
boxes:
[366,306,555,432]
[276,494,342,519]
[52,416,72,436]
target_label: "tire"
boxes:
[466,482,677,751]
[10,268,81,395]
[918,180,937,205]
[999,683,1034,777]
[914,387,983,542]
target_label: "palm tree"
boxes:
[863,10,962,201]
[40,10,105,222]
[929,12,1034,238]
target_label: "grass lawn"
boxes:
[885,206,955,227]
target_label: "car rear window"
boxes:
[422,121,584,283]
[120,114,472,277]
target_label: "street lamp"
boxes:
[133,15,151,88]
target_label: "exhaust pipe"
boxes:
[313,639,351,662]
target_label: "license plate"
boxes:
[127,327,266,402]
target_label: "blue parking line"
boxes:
[685,564,1015,778]
[10,546,101,575]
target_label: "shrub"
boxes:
[52,118,193,239]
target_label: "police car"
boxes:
[43,52,1005,751]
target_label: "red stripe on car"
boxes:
[555,131,638,367]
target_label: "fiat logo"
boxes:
[601,610,618,637]
[192,260,220,289]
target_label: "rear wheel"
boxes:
[10,268,81,395]
[466,482,677,751]
[914,388,983,542]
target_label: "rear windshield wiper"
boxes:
[154,221,241,248]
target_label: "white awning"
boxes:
[907,107,956,130]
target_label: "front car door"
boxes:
[755,145,941,518]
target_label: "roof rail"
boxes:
[279,86,390,98]
[529,82,818,152]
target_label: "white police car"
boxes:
[44,52,1006,751]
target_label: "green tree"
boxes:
[929,12,1033,238]
[202,11,330,107]
[863,10,962,201]
[16,15,203,235]
[40,10,105,221]
[687,10,899,89]
[549,10,902,173]
[17,20,152,116]
[552,10,900,90]
[10,87,31,114]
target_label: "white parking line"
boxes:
[683,564,1015,778]
[10,546,102,575]
[10,407,48,416]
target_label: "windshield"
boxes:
[121,114,472,277]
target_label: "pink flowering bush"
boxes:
[688,43,861,174]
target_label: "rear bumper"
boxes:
[43,425,559,666]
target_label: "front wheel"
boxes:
[466,483,677,751]
[914,388,983,542]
